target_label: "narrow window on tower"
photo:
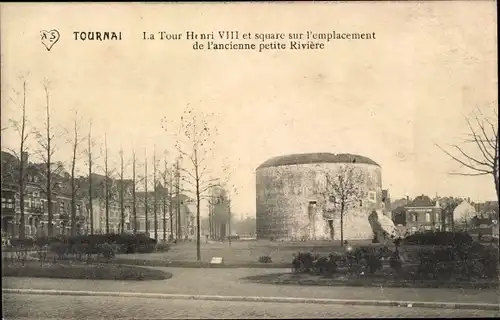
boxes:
[368,191,376,203]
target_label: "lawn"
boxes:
[2,260,172,280]
[116,239,377,264]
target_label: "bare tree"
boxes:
[167,107,224,261]
[35,82,59,237]
[5,79,32,239]
[144,151,149,236]
[83,119,98,235]
[102,133,115,234]
[437,107,499,204]
[175,159,181,240]
[132,149,138,234]
[119,146,125,233]
[66,111,84,236]
[168,164,174,240]
[160,153,172,241]
[323,165,366,246]
[438,196,462,231]
[153,145,158,241]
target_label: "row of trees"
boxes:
[4,79,232,262]
[3,79,179,240]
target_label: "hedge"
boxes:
[401,231,473,246]
[291,240,498,281]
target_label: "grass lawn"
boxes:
[1,260,172,281]
[116,239,378,264]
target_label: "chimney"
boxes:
[467,197,470,203]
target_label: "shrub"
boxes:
[312,255,337,275]
[343,246,384,274]
[366,253,383,274]
[412,243,498,280]
[478,248,499,279]
[49,242,69,260]
[389,252,403,274]
[100,243,115,259]
[156,242,170,253]
[292,252,315,273]
[10,238,35,248]
[402,231,473,247]
[136,242,156,254]
[35,237,51,247]
[258,256,272,263]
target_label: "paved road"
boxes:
[3,267,499,305]
[3,293,498,319]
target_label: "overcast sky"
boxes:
[1,2,497,218]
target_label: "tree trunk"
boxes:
[163,187,167,241]
[494,170,499,206]
[120,149,124,234]
[153,149,158,241]
[340,207,344,247]
[176,161,181,240]
[145,157,149,236]
[228,199,231,247]
[196,178,201,260]
[169,174,174,240]
[132,152,137,234]
[88,123,94,235]
[104,135,109,234]
[18,81,27,239]
[19,158,25,239]
[45,86,53,238]
[71,121,77,236]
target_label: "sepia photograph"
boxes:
[1,2,498,319]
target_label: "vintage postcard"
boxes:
[1,2,498,319]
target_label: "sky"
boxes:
[1,2,498,218]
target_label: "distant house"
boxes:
[390,197,411,211]
[381,189,391,214]
[391,206,406,226]
[1,150,88,238]
[453,200,476,231]
[404,195,443,234]
[473,201,499,220]
[469,201,499,240]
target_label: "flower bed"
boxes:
[290,232,499,284]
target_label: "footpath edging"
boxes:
[113,258,291,269]
[254,277,500,290]
[3,288,499,311]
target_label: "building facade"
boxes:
[256,153,383,241]
[1,151,88,238]
[1,150,194,240]
[208,186,231,240]
[404,195,444,233]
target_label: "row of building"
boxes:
[1,151,197,240]
[390,194,499,238]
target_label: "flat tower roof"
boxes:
[256,152,380,170]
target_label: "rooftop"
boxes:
[256,152,380,170]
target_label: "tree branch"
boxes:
[467,116,494,161]
[436,144,493,174]
[451,144,492,168]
